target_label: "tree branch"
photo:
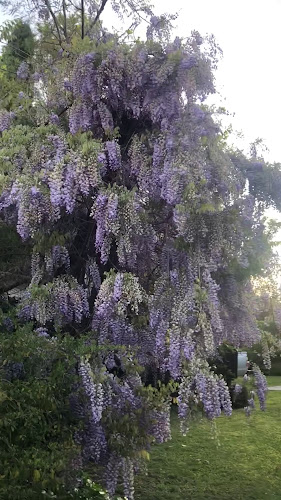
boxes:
[86,0,108,36]
[43,0,63,45]
[62,0,68,41]
[81,0,85,39]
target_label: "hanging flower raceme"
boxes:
[84,259,101,296]
[93,271,146,332]
[78,359,104,424]
[19,277,89,326]
[253,364,268,410]
[11,184,56,240]
[48,149,102,214]
[91,187,149,268]
[17,61,29,80]
[0,110,15,132]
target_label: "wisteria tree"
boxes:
[0,0,275,497]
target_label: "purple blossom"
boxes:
[0,110,15,132]
[32,72,41,82]
[79,360,104,423]
[253,365,268,411]
[180,55,197,70]
[182,337,195,361]
[150,403,171,443]
[195,373,221,419]
[2,317,14,332]
[83,422,107,462]
[107,194,118,220]
[234,383,242,394]
[35,327,49,337]
[17,61,29,80]
[84,259,101,294]
[98,102,114,131]
[105,453,121,498]
[49,113,60,125]
[64,79,72,91]
[248,397,255,409]
[113,273,123,302]
[106,141,121,170]
[218,378,232,416]
[122,458,135,500]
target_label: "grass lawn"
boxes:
[267,376,281,387]
[135,379,281,500]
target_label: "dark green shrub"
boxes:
[230,385,249,409]
[269,356,281,376]
[209,343,237,387]
[0,312,82,499]
[0,308,126,500]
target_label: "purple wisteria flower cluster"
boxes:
[253,364,268,411]
[0,110,15,132]
[19,277,89,326]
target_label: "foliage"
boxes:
[0,221,30,294]
[0,308,126,499]
[209,343,237,387]
[0,1,275,497]
[0,20,35,294]
[0,313,79,499]
[249,275,281,374]
[230,384,249,409]
[0,20,35,110]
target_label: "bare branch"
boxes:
[86,0,109,36]
[43,0,63,45]
[68,0,82,10]
[62,0,68,41]
[81,0,85,39]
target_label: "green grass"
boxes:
[135,387,281,500]
[267,376,281,387]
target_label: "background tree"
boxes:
[0,20,35,295]
[0,20,34,109]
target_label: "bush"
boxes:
[230,385,249,409]
[269,356,281,376]
[0,307,132,499]
[209,343,237,387]
[0,310,84,499]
